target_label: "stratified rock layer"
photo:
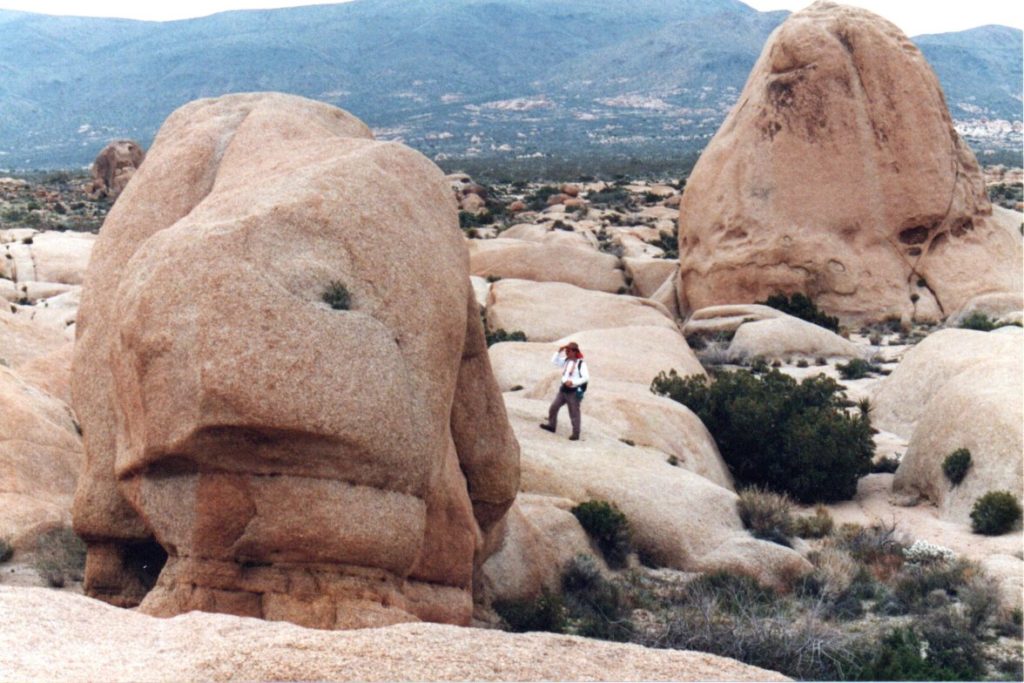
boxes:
[676,1,1022,323]
[71,93,519,628]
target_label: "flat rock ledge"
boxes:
[0,586,787,681]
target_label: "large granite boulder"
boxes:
[89,139,145,200]
[676,1,1022,323]
[71,93,519,629]
[468,238,625,293]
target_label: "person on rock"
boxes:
[539,341,589,441]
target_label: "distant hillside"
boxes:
[0,0,1019,169]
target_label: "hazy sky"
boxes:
[0,0,1021,35]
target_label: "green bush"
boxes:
[524,185,562,211]
[32,526,86,588]
[651,368,874,504]
[485,328,527,347]
[322,281,351,310]
[871,455,900,473]
[561,555,633,641]
[571,500,632,568]
[958,311,998,331]
[758,292,839,332]
[856,626,974,681]
[836,358,878,380]
[493,592,566,633]
[736,486,794,545]
[942,448,972,486]
[970,490,1022,535]
[651,230,678,259]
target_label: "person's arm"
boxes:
[551,349,566,366]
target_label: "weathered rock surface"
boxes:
[469,238,625,293]
[0,586,788,681]
[71,93,519,628]
[89,139,145,200]
[0,307,67,368]
[486,279,677,342]
[0,366,81,548]
[727,315,864,361]
[683,304,786,337]
[489,325,703,393]
[872,329,1021,437]
[676,1,1022,323]
[623,256,678,298]
[503,396,810,590]
[888,334,1023,524]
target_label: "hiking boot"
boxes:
[569,434,580,441]
[539,423,556,433]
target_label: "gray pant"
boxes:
[547,387,581,437]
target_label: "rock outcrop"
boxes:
[0,365,81,547]
[877,329,1023,524]
[468,238,626,293]
[676,1,1022,323]
[89,139,145,200]
[0,586,789,682]
[71,93,519,629]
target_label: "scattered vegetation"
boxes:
[493,591,566,633]
[871,455,901,474]
[758,292,840,332]
[485,328,527,347]
[651,368,874,503]
[988,181,1023,210]
[650,230,678,258]
[793,505,835,539]
[570,500,632,568]
[942,448,972,486]
[561,555,633,641]
[970,491,1022,535]
[32,526,87,588]
[321,280,351,310]
[736,486,794,545]
[836,358,879,380]
[958,311,999,331]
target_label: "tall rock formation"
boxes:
[676,1,1022,323]
[88,139,145,200]
[71,93,520,629]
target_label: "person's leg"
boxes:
[567,391,581,439]
[542,390,567,432]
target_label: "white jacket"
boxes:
[552,351,589,387]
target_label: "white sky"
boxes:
[0,0,1021,35]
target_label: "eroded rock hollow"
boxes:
[71,92,520,629]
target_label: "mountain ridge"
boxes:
[0,1,1019,169]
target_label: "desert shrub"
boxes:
[836,358,877,380]
[794,505,834,538]
[833,522,907,580]
[959,574,1000,634]
[485,328,527,347]
[871,455,900,473]
[561,555,633,641]
[970,490,1022,535]
[914,608,986,680]
[661,576,859,680]
[0,538,12,562]
[458,210,491,228]
[321,280,351,310]
[571,500,631,568]
[493,591,566,633]
[757,292,839,332]
[587,187,631,206]
[891,557,974,613]
[736,486,794,544]
[32,526,86,588]
[958,311,998,331]
[796,358,809,368]
[651,368,874,504]
[856,627,968,681]
[942,448,972,486]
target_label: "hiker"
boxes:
[539,341,589,440]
